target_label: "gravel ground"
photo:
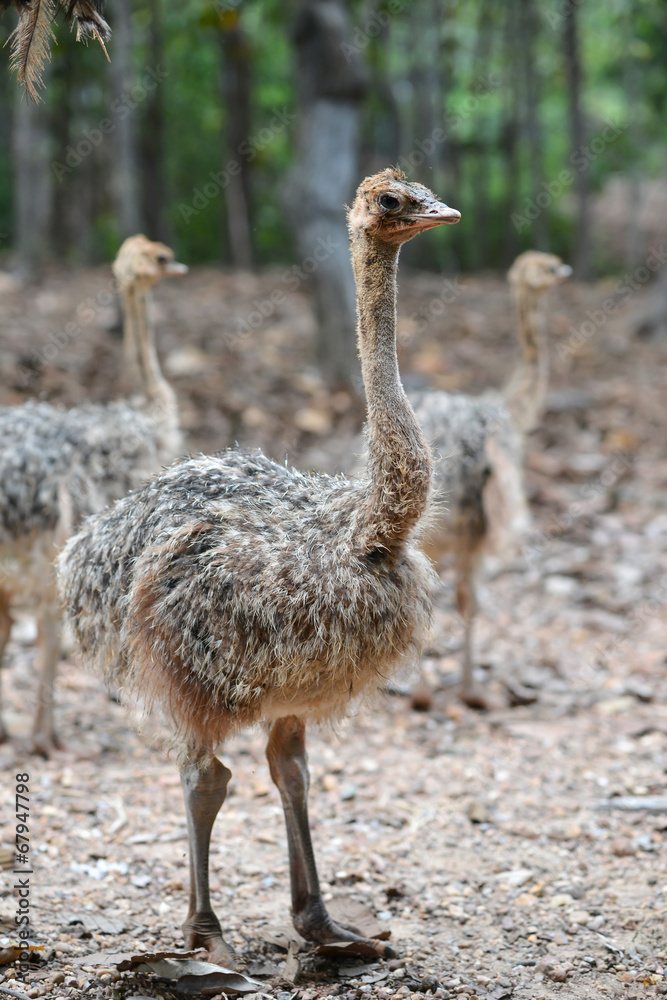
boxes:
[0,261,666,1000]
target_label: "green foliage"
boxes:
[0,0,665,271]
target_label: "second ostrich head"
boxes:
[508,251,572,293]
[112,235,187,408]
[112,235,188,290]
[348,168,461,245]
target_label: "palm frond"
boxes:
[7,0,56,102]
[4,0,110,100]
[64,0,110,54]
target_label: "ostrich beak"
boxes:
[406,202,461,231]
[557,264,573,279]
[165,261,189,276]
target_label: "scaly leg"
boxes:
[456,555,490,710]
[180,754,235,966]
[31,611,61,756]
[0,589,13,743]
[266,715,394,957]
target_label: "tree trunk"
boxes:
[284,0,367,392]
[110,0,142,237]
[520,0,547,250]
[142,0,169,242]
[500,0,520,266]
[564,5,590,278]
[219,10,254,268]
[12,82,53,276]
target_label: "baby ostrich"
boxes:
[58,169,460,963]
[410,251,571,708]
[0,236,186,754]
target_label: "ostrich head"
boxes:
[113,235,188,290]
[348,167,461,246]
[508,251,572,292]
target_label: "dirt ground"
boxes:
[0,259,666,1000]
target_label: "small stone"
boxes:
[467,800,489,823]
[49,972,66,984]
[551,893,574,907]
[340,784,357,801]
[514,892,538,907]
[570,909,591,925]
[293,406,332,435]
[611,837,636,856]
[496,868,533,887]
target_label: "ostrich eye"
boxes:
[157,253,169,265]
[379,194,400,211]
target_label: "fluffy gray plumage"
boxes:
[410,389,527,563]
[58,447,435,747]
[0,398,176,550]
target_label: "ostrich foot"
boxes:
[29,729,63,758]
[460,684,495,712]
[294,901,396,958]
[182,911,237,968]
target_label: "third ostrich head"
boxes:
[508,251,572,293]
[348,167,461,246]
[112,234,188,290]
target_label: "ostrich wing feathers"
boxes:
[4,0,110,101]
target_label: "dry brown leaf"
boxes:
[134,957,264,995]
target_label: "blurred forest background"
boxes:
[0,0,666,384]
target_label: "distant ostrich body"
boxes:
[58,169,460,962]
[0,236,186,753]
[411,251,571,707]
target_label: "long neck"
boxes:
[503,283,548,435]
[351,231,432,549]
[121,282,177,418]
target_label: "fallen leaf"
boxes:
[283,942,301,983]
[67,912,127,934]
[78,949,198,970]
[134,957,264,995]
[327,897,391,940]
[316,940,389,958]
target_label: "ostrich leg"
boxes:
[456,549,491,711]
[180,754,235,966]
[267,715,395,957]
[31,608,61,756]
[0,590,12,742]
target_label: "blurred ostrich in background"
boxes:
[0,236,185,753]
